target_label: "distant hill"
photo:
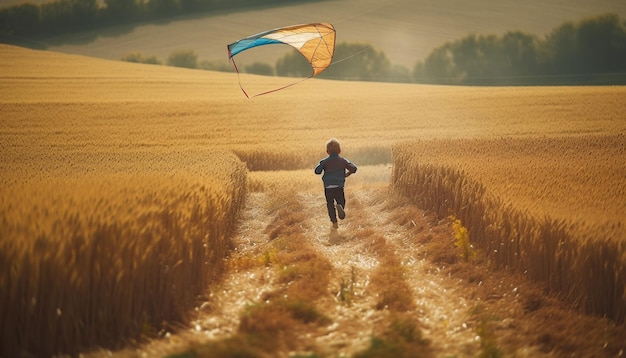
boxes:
[24,0,626,68]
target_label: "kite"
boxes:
[227,23,336,98]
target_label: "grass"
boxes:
[345,203,432,356]
[367,233,416,312]
[354,314,432,358]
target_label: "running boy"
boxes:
[315,138,358,229]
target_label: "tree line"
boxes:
[277,14,626,85]
[0,0,321,37]
[2,4,624,85]
[138,14,626,86]
[414,13,626,85]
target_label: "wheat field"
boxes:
[2,43,626,355]
[3,44,625,168]
[0,150,247,356]
[392,134,626,323]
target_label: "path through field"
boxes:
[298,188,479,356]
[88,169,626,358]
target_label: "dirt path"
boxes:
[300,188,480,357]
[88,180,626,357]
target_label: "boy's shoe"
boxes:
[337,205,345,220]
[332,222,339,229]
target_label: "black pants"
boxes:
[324,187,345,223]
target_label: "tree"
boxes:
[69,0,98,30]
[542,13,626,82]
[179,0,211,12]
[147,0,179,18]
[102,0,140,24]
[38,0,98,34]
[544,21,579,75]
[245,62,274,76]
[121,52,161,64]
[414,13,626,85]
[167,49,198,69]
[276,42,396,82]
[451,32,541,85]
[569,14,626,73]
[0,4,40,37]
[414,45,456,84]
[388,64,411,83]
[275,50,311,77]
[321,43,392,81]
[199,60,231,72]
[39,1,68,33]
[499,31,542,78]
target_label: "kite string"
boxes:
[330,47,368,66]
[230,53,313,99]
[250,75,312,98]
[229,56,250,98]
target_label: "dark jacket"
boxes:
[314,153,357,187]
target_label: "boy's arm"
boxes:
[345,159,357,174]
[314,159,326,175]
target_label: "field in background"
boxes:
[1,44,626,355]
[3,44,625,169]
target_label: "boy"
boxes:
[315,138,357,229]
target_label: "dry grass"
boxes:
[354,314,433,358]
[365,233,415,313]
[359,238,434,357]
[392,134,626,323]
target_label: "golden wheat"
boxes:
[0,150,247,356]
[4,44,625,172]
[3,43,626,355]
[392,134,626,323]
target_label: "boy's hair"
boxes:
[326,138,341,154]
